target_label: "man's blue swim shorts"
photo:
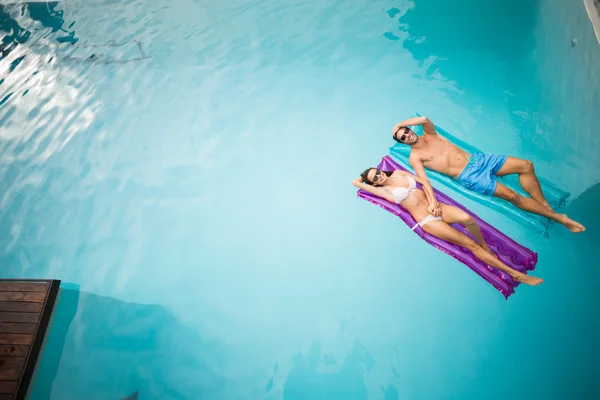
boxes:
[456,153,508,196]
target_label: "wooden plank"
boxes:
[0,324,37,335]
[0,345,29,357]
[0,303,43,313]
[0,313,39,324]
[0,335,33,346]
[0,282,49,292]
[0,380,18,394]
[0,292,46,303]
[0,356,26,380]
[16,279,60,400]
[0,279,60,400]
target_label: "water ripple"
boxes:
[3,0,600,399]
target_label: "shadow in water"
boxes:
[31,287,401,399]
[385,0,555,156]
[563,182,600,248]
[28,287,230,400]
[390,0,540,100]
[28,283,80,399]
[120,391,139,400]
[282,341,398,400]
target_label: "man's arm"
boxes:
[394,116,437,135]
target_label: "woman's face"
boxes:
[367,168,387,185]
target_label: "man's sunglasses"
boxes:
[394,126,411,142]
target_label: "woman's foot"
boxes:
[513,273,544,286]
[559,214,585,233]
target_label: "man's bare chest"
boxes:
[420,140,453,164]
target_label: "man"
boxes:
[391,116,585,233]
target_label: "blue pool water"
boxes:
[1,0,600,399]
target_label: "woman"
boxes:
[353,167,543,286]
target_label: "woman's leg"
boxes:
[421,220,543,286]
[439,204,490,252]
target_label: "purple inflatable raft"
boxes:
[357,156,538,299]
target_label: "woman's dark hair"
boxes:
[360,168,393,185]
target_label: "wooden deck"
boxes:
[0,280,60,400]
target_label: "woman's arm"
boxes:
[352,178,393,203]
[392,170,442,215]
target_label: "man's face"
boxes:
[393,126,418,145]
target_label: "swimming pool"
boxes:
[1,0,599,398]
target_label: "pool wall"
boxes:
[531,0,600,193]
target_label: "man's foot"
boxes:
[514,273,544,286]
[559,214,586,233]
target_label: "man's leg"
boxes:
[495,156,550,208]
[494,182,585,233]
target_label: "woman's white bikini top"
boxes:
[385,176,417,204]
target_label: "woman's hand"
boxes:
[428,203,442,217]
[352,177,363,187]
